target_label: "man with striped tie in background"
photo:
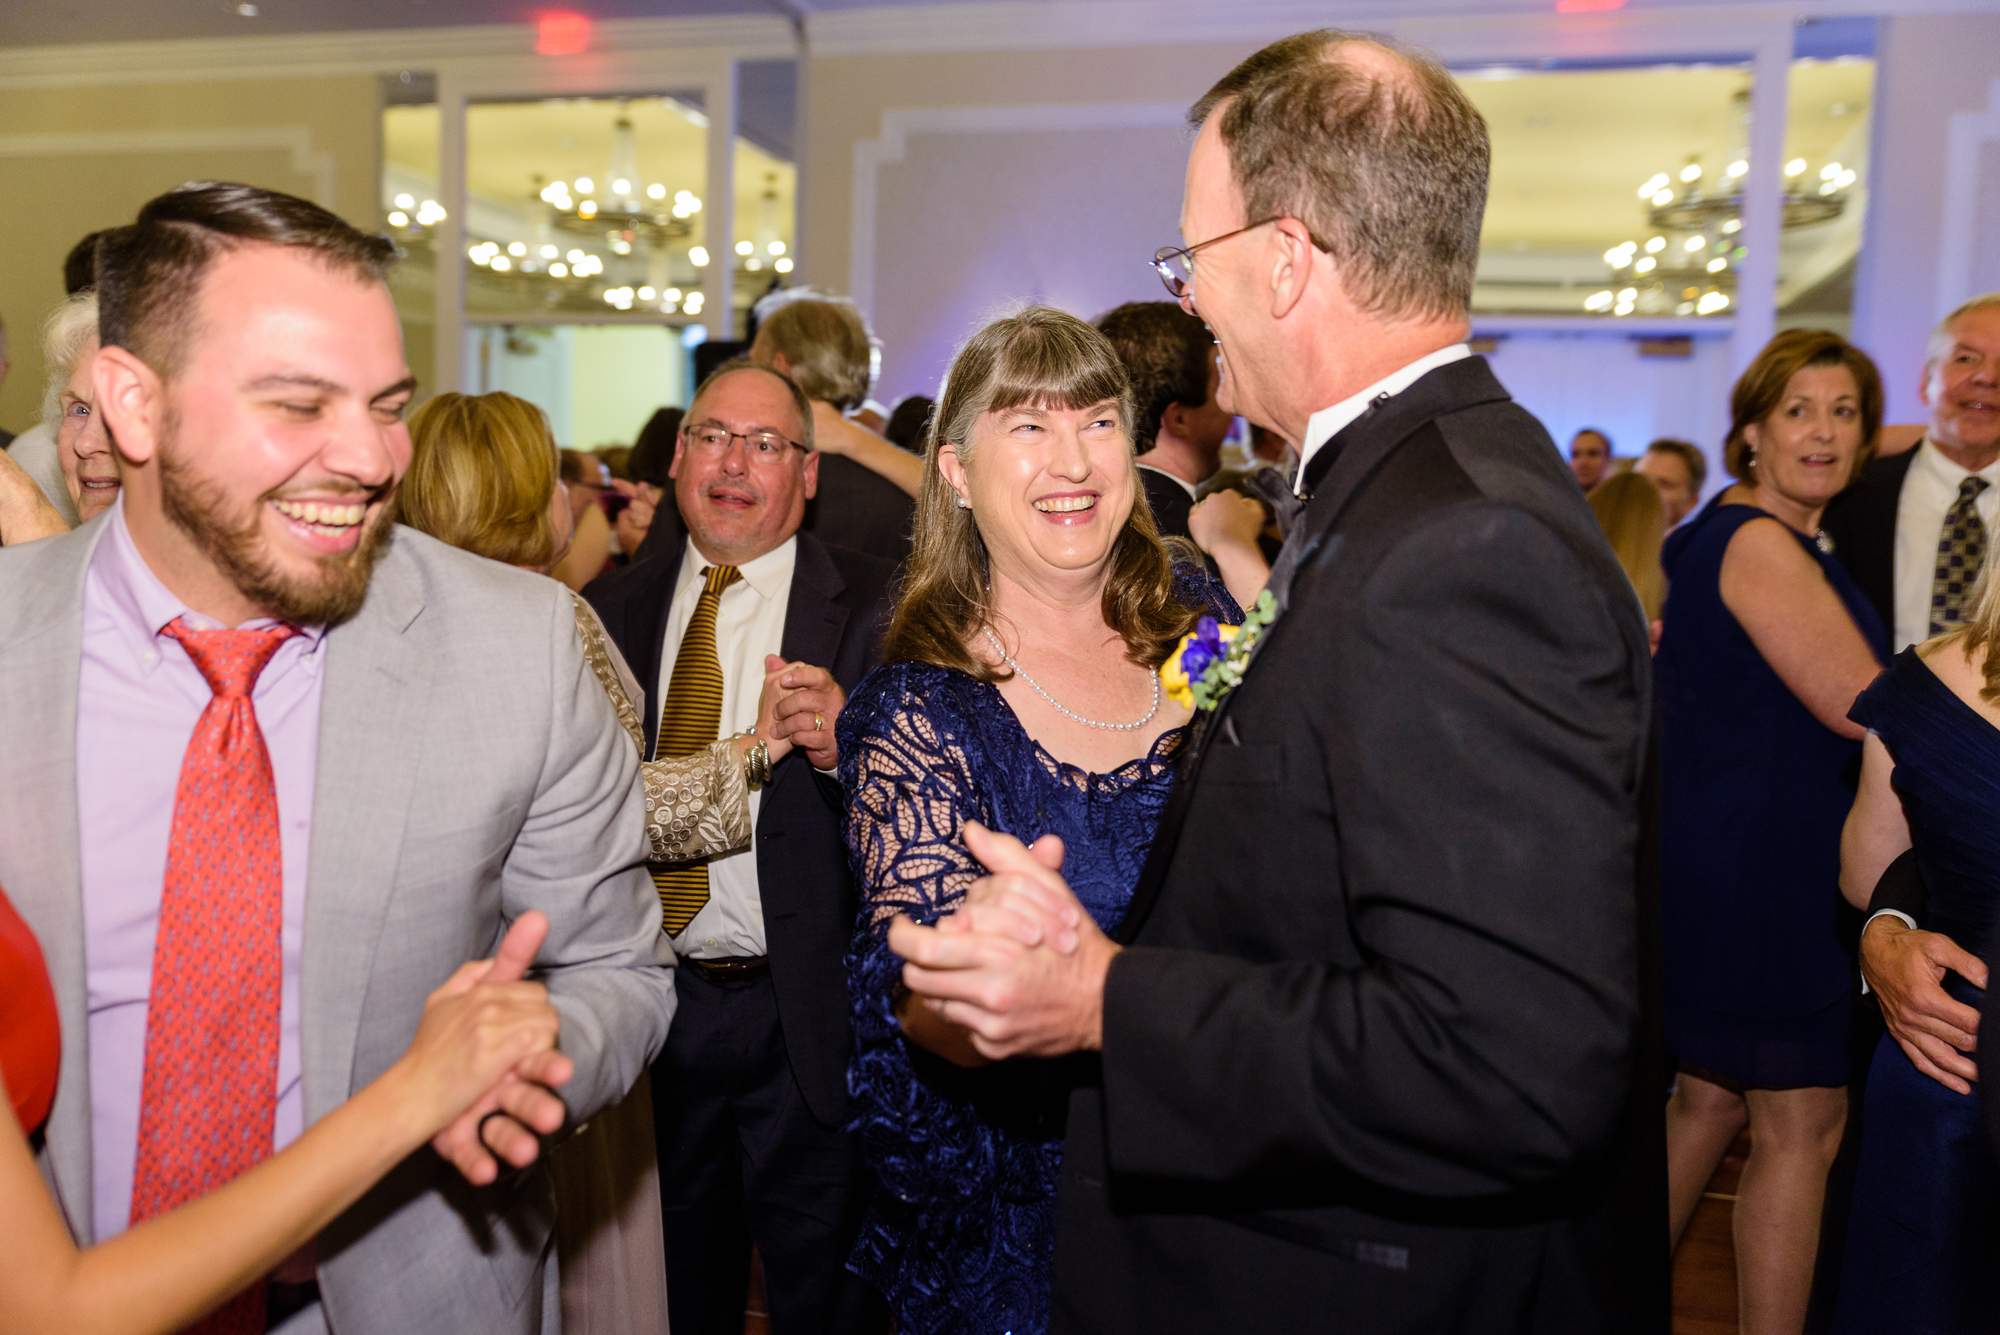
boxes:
[583,358,895,1335]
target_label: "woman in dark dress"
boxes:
[1656,329,1888,1335]
[1831,591,2000,1331]
[837,308,1238,1335]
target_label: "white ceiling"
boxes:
[0,0,1944,50]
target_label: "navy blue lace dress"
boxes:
[837,581,1236,1335]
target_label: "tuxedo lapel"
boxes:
[301,543,435,1121]
[1116,358,1512,944]
[0,524,104,1239]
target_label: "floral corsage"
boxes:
[1160,589,1277,711]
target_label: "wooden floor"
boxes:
[1672,1130,1751,1335]
[739,1137,1756,1335]
[742,1250,769,1335]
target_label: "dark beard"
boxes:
[157,426,395,628]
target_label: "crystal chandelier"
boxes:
[538,105,700,248]
[1583,87,1857,318]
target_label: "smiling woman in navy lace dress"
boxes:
[837,309,1238,1335]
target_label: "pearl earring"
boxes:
[956,494,971,509]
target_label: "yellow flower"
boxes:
[1159,639,1196,710]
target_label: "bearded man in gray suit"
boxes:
[0,182,674,1333]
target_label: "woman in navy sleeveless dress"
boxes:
[1658,498,1886,1082]
[835,309,1238,1335]
[1655,331,1889,1333]
[1831,646,2000,1332]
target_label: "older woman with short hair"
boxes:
[837,307,1236,1335]
[1656,329,1889,1335]
[0,293,117,544]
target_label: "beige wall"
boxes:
[801,43,1259,398]
[801,43,1255,274]
[0,74,382,433]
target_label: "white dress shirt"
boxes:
[1295,343,1473,496]
[656,536,795,959]
[1892,438,2000,652]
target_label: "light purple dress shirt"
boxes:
[77,498,325,1243]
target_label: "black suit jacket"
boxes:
[1821,448,1918,637]
[1053,357,1666,1334]
[582,532,895,1126]
[1138,463,1196,541]
[804,455,914,566]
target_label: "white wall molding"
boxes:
[849,100,1186,315]
[0,126,336,205]
[0,15,794,91]
[807,0,2000,59]
[1935,77,2000,318]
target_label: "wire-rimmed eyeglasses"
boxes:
[1151,217,1285,299]
[681,424,807,461]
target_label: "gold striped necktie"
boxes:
[653,564,742,935]
[1930,476,1990,637]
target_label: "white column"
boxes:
[791,33,811,283]
[434,75,468,394]
[704,61,739,341]
[1733,27,1791,376]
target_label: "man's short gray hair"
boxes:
[750,288,876,411]
[1929,292,2000,365]
[40,291,98,426]
[1189,30,1490,323]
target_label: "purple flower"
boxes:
[1180,618,1223,679]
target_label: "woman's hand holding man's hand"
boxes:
[413,912,575,1186]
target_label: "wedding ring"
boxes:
[815,713,825,732]
[477,1109,511,1154]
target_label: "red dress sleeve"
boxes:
[0,883,61,1135]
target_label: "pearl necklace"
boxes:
[983,628,1161,732]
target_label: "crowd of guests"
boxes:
[0,22,1998,1335]
[1563,297,2000,1333]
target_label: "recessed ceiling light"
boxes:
[237,2,259,14]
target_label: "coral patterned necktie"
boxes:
[1930,475,1991,637]
[652,564,741,936]
[129,617,298,1335]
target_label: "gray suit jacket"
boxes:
[0,518,676,1334]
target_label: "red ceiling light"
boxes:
[536,11,592,55]
[1555,0,1625,9]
